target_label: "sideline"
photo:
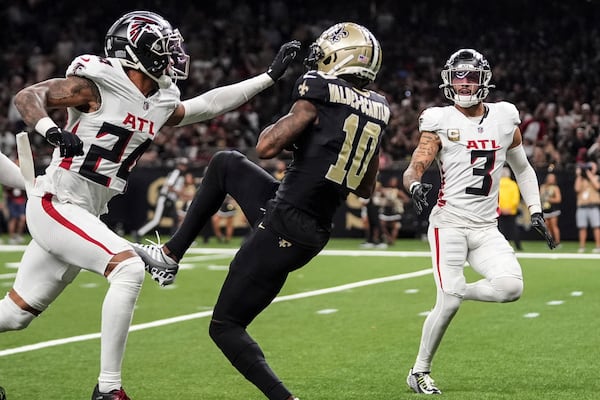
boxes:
[0,268,432,357]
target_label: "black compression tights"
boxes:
[165,150,279,260]
[209,319,292,400]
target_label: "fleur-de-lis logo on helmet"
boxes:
[327,26,349,43]
[303,22,382,86]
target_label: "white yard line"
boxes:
[1,246,598,356]
[0,268,432,357]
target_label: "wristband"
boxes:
[35,117,58,136]
[409,181,420,194]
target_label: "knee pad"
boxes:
[436,290,463,319]
[0,294,36,331]
[107,257,145,290]
[491,276,523,302]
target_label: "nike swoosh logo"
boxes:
[258,222,265,229]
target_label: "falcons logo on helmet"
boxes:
[127,17,162,47]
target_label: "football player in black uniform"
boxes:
[134,22,390,400]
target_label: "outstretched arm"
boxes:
[0,152,25,190]
[167,41,301,127]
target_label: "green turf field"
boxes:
[0,237,598,399]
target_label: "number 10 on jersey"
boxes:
[326,114,381,190]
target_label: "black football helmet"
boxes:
[104,11,189,85]
[304,22,382,87]
[440,49,494,107]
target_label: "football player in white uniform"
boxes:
[403,49,556,395]
[1,10,299,400]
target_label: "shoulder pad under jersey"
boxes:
[66,54,122,83]
[493,101,521,125]
[291,70,335,102]
[418,106,448,133]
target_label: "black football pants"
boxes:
[167,150,325,400]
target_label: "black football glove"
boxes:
[266,40,301,81]
[46,126,84,158]
[531,212,557,249]
[410,182,433,215]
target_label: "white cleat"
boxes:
[406,368,442,395]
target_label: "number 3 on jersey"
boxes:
[326,114,380,190]
[466,149,494,196]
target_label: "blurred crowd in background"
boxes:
[2,0,600,174]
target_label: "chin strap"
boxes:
[124,45,172,89]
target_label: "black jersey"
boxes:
[274,71,390,224]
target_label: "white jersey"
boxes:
[420,102,520,226]
[33,54,180,215]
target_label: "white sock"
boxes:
[98,258,144,392]
[413,292,462,373]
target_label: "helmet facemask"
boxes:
[105,11,190,87]
[440,49,494,108]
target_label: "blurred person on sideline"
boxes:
[133,22,389,400]
[403,48,555,394]
[0,153,26,245]
[574,161,600,252]
[211,194,238,243]
[378,175,409,246]
[498,167,523,251]
[359,184,385,248]
[540,172,562,247]
[175,171,198,228]
[1,10,300,400]
[4,183,27,245]
[134,157,189,239]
